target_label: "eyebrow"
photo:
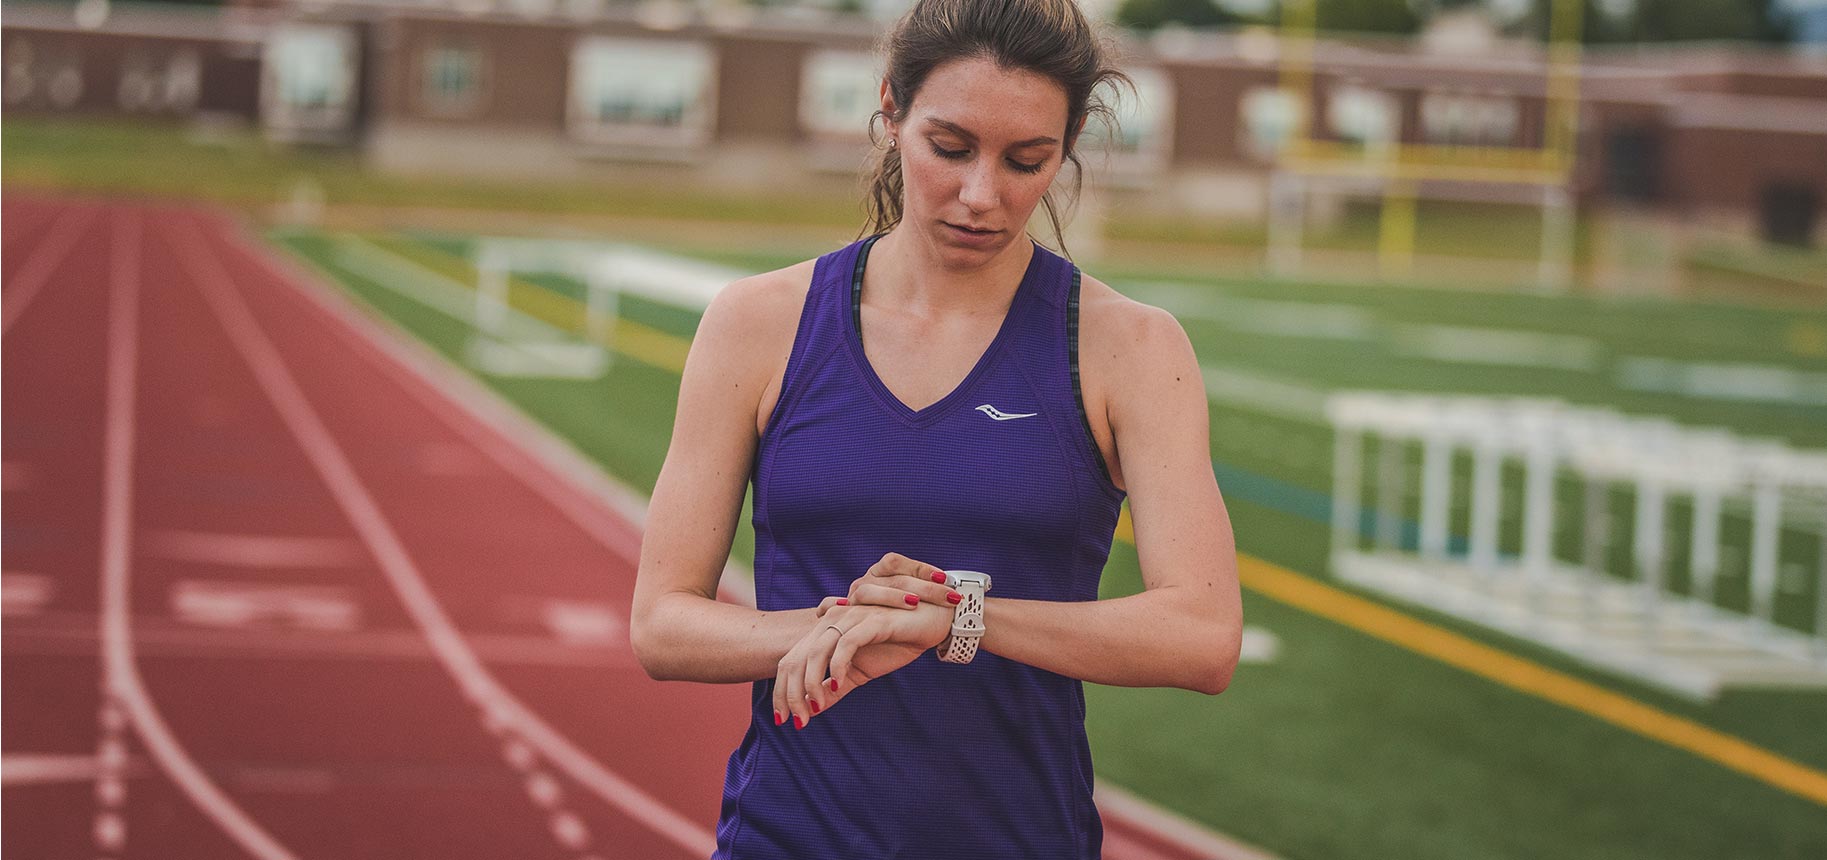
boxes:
[923,117,1058,148]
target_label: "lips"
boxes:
[947,222,998,234]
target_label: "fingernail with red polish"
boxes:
[904,594,919,606]
[794,715,805,730]
[809,700,821,715]
[774,711,784,726]
[826,678,839,693]
[947,591,962,604]
[930,571,947,583]
[835,598,849,606]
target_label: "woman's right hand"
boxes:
[817,552,963,617]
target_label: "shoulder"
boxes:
[688,257,820,375]
[697,258,820,345]
[684,256,825,437]
[1072,272,1202,430]
[1075,272,1197,376]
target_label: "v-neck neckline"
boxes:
[844,233,1041,426]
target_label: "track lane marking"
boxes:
[98,205,300,860]
[179,213,717,858]
[4,204,95,336]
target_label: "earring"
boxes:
[888,137,897,149]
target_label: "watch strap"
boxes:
[937,581,985,664]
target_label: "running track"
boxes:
[2,194,1247,860]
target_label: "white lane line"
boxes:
[98,208,299,860]
[525,771,565,809]
[168,580,362,633]
[141,529,367,570]
[251,218,756,606]
[239,222,655,577]
[1094,781,1284,860]
[2,572,55,616]
[3,204,95,336]
[3,619,645,668]
[0,752,145,785]
[180,215,718,858]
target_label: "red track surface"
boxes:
[2,195,1234,860]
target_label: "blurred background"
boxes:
[4,0,1826,858]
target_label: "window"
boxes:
[799,49,879,140]
[567,37,714,149]
[419,43,488,117]
[262,24,357,136]
[117,49,199,113]
[1420,92,1518,146]
[1240,86,1303,160]
[1327,84,1397,152]
[4,39,35,105]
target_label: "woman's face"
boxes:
[882,56,1074,267]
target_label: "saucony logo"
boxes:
[975,404,1038,421]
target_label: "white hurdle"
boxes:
[469,236,743,378]
[1328,392,1827,701]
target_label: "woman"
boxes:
[630,1,1241,856]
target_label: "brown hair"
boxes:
[859,0,1133,261]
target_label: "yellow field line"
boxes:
[397,232,1827,808]
[1117,506,1827,807]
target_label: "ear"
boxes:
[879,79,898,138]
[1066,113,1088,152]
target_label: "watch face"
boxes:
[946,570,992,591]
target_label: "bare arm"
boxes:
[628,272,819,683]
[978,303,1242,694]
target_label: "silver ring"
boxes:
[824,624,842,635]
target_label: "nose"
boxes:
[957,157,1000,214]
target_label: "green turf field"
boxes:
[269,225,1827,860]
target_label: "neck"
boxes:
[866,224,1034,317]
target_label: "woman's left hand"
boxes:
[772,600,951,729]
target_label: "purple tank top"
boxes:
[714,234,1127,859]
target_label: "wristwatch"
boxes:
[936,570,991,664]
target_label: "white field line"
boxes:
[243,216,1252,855]
[1391,324,1603,372]
[1201,362,1330,423]
[100,208,299,860]
[179,214,717,858]
[3,204,95,336]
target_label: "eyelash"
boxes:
[928,144,1045,175]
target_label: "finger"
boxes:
[849,582,928,610]
[802,625,844,719]
[814,595,850,617]
[877,573,962,608]
[828,615,886,691]
[774,647,798,729]
[779,637,814,730]
[871,552,946,583]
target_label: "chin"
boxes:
[930,220,1005,256]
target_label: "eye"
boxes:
[928,143,1046,175]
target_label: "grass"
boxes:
[265,224,1827,860]
[13,115,1825,306]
